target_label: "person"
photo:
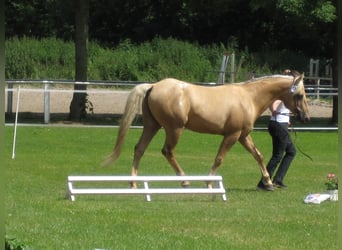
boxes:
[257,99,296,191]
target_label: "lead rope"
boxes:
[289,124,313,161]
[275,103,313,161]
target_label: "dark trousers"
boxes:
[266,121,296,183]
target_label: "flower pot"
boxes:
[325,189,338,201]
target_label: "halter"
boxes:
[286,74,312,160]
[289,75,306,118]
[290,84,297,93]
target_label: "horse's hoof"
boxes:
[181,181,190,188]
[262,178,273,187]
[259,184,274,191]
[130,182,137,189]
[265,184,274,191]
[257,181,274,191]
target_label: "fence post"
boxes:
[316,78,320,100]
[325,59,332,77]
[44,82,50,124]
[309,59,319,77]
[12,86,21,159]
[230,52,235,83]
[217,52,229,84]
[7,82,13,115]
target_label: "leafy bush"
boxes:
[5,37,310,82]
[5,37,74,79]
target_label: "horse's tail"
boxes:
[102,83,153,167]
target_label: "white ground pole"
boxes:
[12,86,21,159]
[67,175,227,202]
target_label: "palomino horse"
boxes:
[103,70,309,190]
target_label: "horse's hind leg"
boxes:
[162,128,189,187]
[130,125,160,188]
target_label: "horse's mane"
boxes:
[246,75,293,83]
[241,75,293,84]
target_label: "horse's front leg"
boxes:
[239,134,273,190]
[207,133,240,188]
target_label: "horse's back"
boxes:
[146,78,253,134]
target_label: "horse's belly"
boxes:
[185,116,226,135]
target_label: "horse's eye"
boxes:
[295,94,303,100]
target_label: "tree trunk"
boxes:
[337,0,342,126]
[331,3,339,125]
[69,0,89,121]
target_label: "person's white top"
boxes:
[270,101,290,123]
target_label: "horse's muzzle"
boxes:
[296,109,310,123]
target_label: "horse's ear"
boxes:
[293,72,304,83]
[291,72,305,93]
[290,70,300,78]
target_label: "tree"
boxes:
[332,0,340,124]
[68,0,89,121]
[5,0,74,39]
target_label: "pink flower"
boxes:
[325,173,338,190]
[327,173,336,179]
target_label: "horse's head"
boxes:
[282,70,310,123]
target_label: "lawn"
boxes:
[5,126,338,249]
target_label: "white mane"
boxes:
[247,75,293,83]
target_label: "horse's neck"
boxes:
[246,78,292,117]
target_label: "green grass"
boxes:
[5,127,338,249]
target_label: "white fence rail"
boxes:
[67,175,227,202]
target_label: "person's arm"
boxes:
[269,100,282,116]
